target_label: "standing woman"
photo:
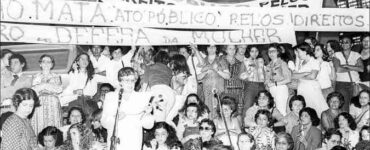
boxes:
[265,43,291,116]
[326,40,342,62]
[1,88,40,150]
[333,36,364,112]
[31,55,63,135]
[293,43,328,116]
[314,44,336,99]
[197,45,230,119]
[60,53,97,106]
[221,45,244,115]
[359,34,370,88]
[240,46,266,115]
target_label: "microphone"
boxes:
[118,88,124,101]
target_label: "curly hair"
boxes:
[275,132,294,150]
[334,112,357,130]
[12,88,40,110]
[255,90,275,109]
[299,107,320,126]
[170,54,190,76]
[288,95,306,111]
[143,122,179,148]
[68,53,94,86]
[184,103,201,119]
[62,123,94,150]
[217,96,238,118]
[67,107,86,124]
[38,126,64,147]
[327,92,345,109]
[254,109,273,127]
[200,118,217,137]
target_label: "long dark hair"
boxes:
[314,43,329,61]
[170,54,190,76]
[144,122,179,148]
[68,53,94,86]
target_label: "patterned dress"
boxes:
[31,73,63,135]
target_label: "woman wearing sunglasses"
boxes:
[199,119,222,148]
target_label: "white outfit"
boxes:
[187,56,203,78]
[297,57,328,116]
[60,72,97,106]
[59,124,71,141]
[269,85,289,116]
[89,54,111,83]
[334,52,361,82]
[101,90,155,150]
[317,61,333,89]
[106,51,135,88]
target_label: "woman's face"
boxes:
[237,45,247,56]
[77,54,89,69]
[186,106,198,120]
[341,37,352,50]
[199,122,213,140]
[268,47,278,60]
[338,115,349,128]
[43,135,56,149]
[257,93,269,107]
[187,96,199,104]
[92,120,102,129]
[40,57,53,71]
[119,75,136,93]
[155,127,169,145]
[362,36,370,50]
[275,136,290,150]
[256,114,269,127]
[250,47,259,59]
[314,46,323,59]
[221,105,232,118]
[238,135,254,149]
[361,129,370,141]
[326,134,341,150]
[69,110,82,124]
[359,92,370,107]
[2,53,12,66]
[70,127,80,143]
[326,43,335,58]
[329,97,341,110]
[297,48,307,59]
[112,49,123,60]
[300,112,312,125]
[291,100,304,114]
[207,45,217,55]
[225,45,236,56]
[179,47,190,59]
[16,99,34,118]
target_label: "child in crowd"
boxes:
[247,109,275,150]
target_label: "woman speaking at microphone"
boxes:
[101,67,155,150]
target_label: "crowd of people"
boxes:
[0,34,369,150]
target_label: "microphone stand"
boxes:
[110,89,123,150]
[213,90,233,148]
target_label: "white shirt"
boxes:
[106,60,124,88]
[89,54,110,72]
[187,56,202,78]
[317,61,333,89]
[334,51,361,82]
[298,57,320,76]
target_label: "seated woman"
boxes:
[60,123,95,150]
[275,95,306,133]
[143,122,179,150]
[1,88,40,149]
[244,90,284,128]
[38,126,64,150]
[199,119,222,147]
[275,132,294,150]
[59,107,86,141]
[237,132,256,150]
[349,90,370,130]
[321,92,344,133]
[317,128,342,150]
[175,93,209,125]
[355,126,370,150]
[214,96,241,148]
[334,112,359,149]
[176,103,201,144]
[291,107,322,150]
[90,109,107,143]
[247,109,275,150]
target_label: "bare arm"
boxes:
[303,70,319,80]
[343,58,364,72]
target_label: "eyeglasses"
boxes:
[199,126,212,131]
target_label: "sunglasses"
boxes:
[199,126,212,131]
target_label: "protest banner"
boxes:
[0,23,296,45]
[1,0,368,32]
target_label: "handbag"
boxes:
[342,52,361,96]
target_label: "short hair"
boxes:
[299,107,320,126]
[275,132,294,150]
[314,43,329,61]
[178,46,192,56]
[340,36,353,44]
[1,49,14,59]
[255,90,275,109]
[217,96,238,118]
[109,46,123,55]
[99,83,114,91]
[327,40,343,52]
[91,109,102,122]
[169,140,183,150]
[334,112,357,130]
[359,126,369,141]
[39,54,55,69]
[184,103,201,119]
[295,42,314,57]
[210,145,233,150]
[324,128,342,140]
[327,92,345,109]
[197,45,221,56]
[179,93,207,114]
[38,126,63,147]
[304,37,318,46]
[200,118,217,137]
[9,53,27,70]
[117,67,138,82]
[288,95,306,111]
[268,43,283,58]
[351,89,370,108]
[153,51,170,65]
[254,109,273,127]
[330,146,346,150]
[361,33,370,41]
[12,88,40,109]
[67,107,86,124]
